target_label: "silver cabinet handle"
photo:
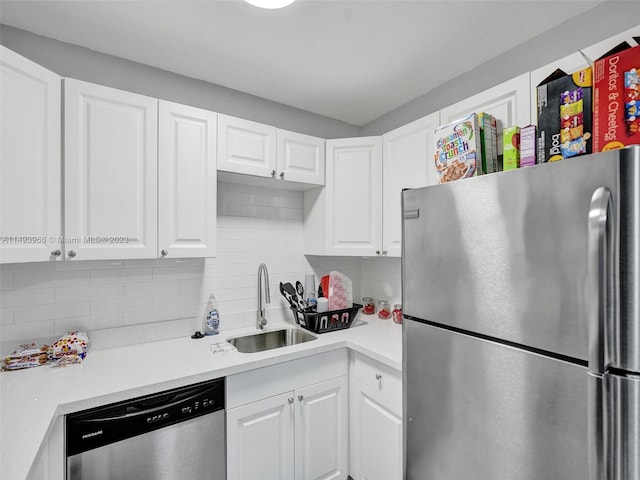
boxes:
[51,249,61,257]
[381,250,388,255]
[271,170,276,178]
[375,250,380,255]
[297,394,304,402]
[67,250,76,258]
[375,373,382,381]
[288,397,294,405]
[161,249,168,257]
[279,172,285,179]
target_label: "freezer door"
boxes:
[402,149,623,362]
[405,320,588,480]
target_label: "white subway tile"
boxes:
[249,193,287,208]
[91,296,153,315]
[152,265,205,280]
[124,280,181,297]
[286,196,304,209]
[55,284,124,303]
[0,262,55,273]
[1,307,14,325]
[153,291,203,308]
[0,320,55,343]
[54,313,124,336]
[91,268,152,285]
[220,190,249,205]
[1,288,55,307]
[14,301,91,323]
[1,273,13,290]
[226,204,257,217]
[54,260,124,271]
[13,270,91,289]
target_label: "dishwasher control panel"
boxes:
[66,378,225,456]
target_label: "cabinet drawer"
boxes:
[352,352,402,405]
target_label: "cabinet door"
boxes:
[529,52,590,126]
[217,114,277,178]
[277,129,325,185]
[64,79,158,260]
[350,380,402,480]
[227,392,295,480]
[295,376,348,480]
[158,100,216,258]
[0,46,62,263]
[382,112,440,258]
[440,73,531,155]
[325,137,382,256]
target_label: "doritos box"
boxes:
[593,44,640,152]
[536,67,592,162]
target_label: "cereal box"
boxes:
[433,113,482,183]
[503,126,520,171]
[520,125,537,167]
[536,66,593,162]
[593,44,640,151]
[478,112,498,174]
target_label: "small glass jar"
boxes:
[392,304,402,324]
[377,300,391,319]
[362,297,376,315]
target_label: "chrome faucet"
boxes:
[257,263,270,329]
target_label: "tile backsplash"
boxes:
[0,182,400,351]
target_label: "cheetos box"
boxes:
[593,43,640,152]
[536,66,593,163]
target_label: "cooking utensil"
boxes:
[279,282,297,309]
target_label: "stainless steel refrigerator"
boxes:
[401,145,640,480]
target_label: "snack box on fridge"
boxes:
[593,43,640,152]
[503,126,520,171]
[536,66,593,162]
[434,113,483,183]
[520,125,537,167]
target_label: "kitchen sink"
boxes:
[227,328,317,353]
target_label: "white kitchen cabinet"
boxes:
[580,24,640,63]
[277,129,325,185]
[158,100,217,258]
[304,137,382,256]
[218,114,325,188]
[27,416,64,480]
[440,72,531,155]
[227,350,349,480]
[227,391,295,480]
[529,52,590,126]
[0,46,62,264]
[217,113,277,178]
[349,353,402,480]
[382,112,440,257]
[64,78,158,260]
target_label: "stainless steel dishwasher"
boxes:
[66,378,225,480]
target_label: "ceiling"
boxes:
[0,0,604,126]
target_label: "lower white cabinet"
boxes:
[349,353,403,480]
[28,416,64,480]
[227,350,349,480]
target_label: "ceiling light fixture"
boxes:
[244,0,296,9]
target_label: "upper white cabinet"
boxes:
[305,137,382,256]
[382,112,440,257]
[580,24,640,63]
[277,129,325,185]
[529,52,590,126]
[218,114,325,188]
[158,100,217,258]
[65,78,158,260]
[0,46,62,264]
[440,73,530,155]
[217,113,277,178]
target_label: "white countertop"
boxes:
[1,315,402,480]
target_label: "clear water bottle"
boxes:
[203,294,220,335]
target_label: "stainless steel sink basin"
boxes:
[227,328,317,353]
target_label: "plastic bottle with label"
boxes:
[203,294,220,335]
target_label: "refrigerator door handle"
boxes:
[587,186,614,480]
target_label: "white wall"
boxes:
[0,182,375,352]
